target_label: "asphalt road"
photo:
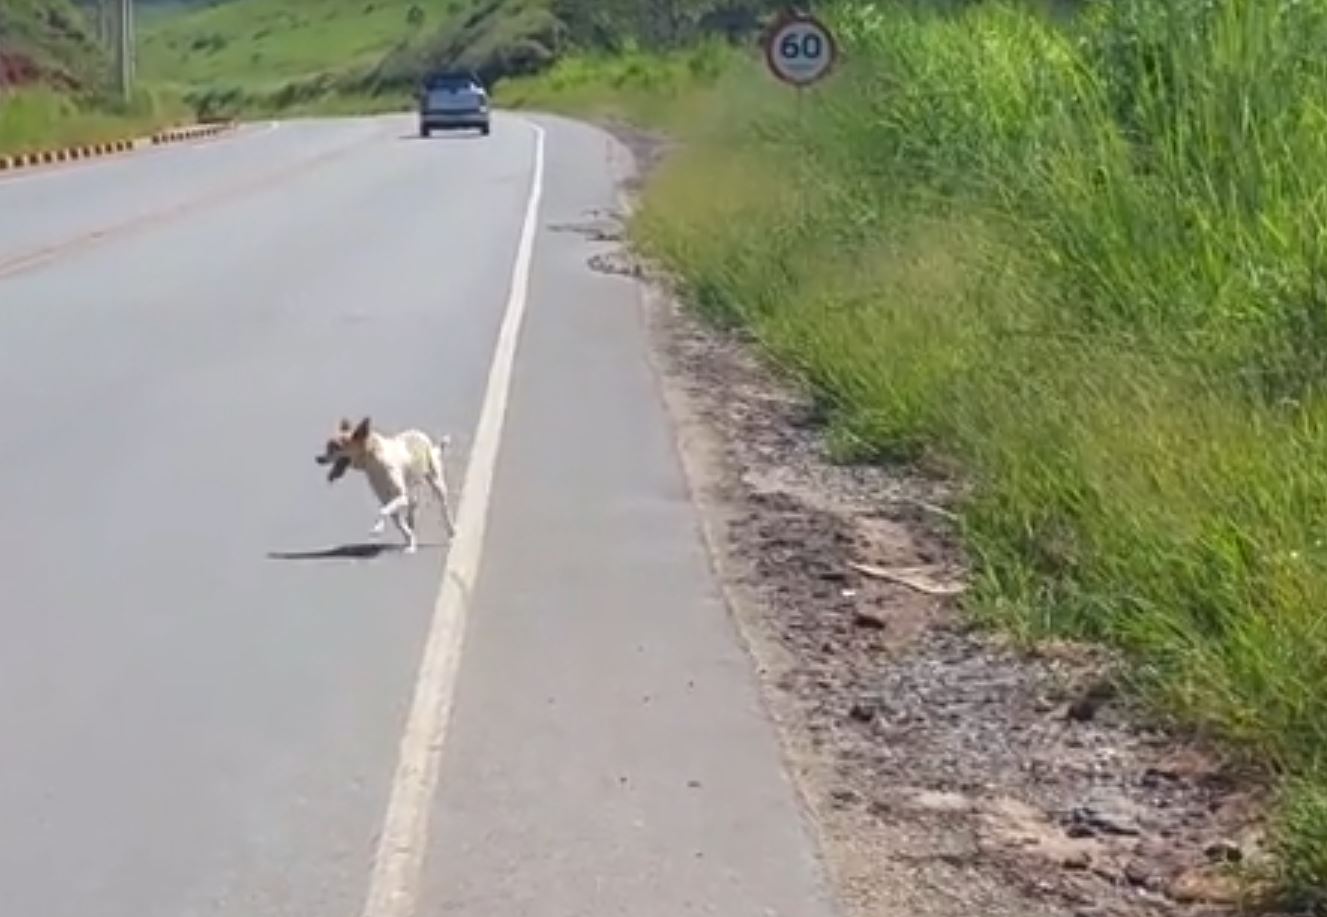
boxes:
[0,114,837,917]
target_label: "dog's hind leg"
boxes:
[426,471,455,538]
[424,443,456,539]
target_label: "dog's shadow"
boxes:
[267,542,405,562]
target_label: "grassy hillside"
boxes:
[137,0,781,117]
[507,0,1327,904]
[0,0,187,154]
[140,0,450,92]
[1,0,107,89]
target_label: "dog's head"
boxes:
[314,416,372,483]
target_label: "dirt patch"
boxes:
[0,49,77,92]
[597,123,1289,917]
[599,117,678,198]
[0,51,42,89]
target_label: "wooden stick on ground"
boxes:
[848,561,967,598]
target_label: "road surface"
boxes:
[0,114,837,917]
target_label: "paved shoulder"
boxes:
[416,115,839,917]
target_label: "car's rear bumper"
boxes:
[420,110,490,129]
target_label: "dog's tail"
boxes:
[431,433,451,475]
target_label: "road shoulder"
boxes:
[601,119,1277,917]
[415,114,840,917]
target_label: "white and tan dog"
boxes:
[315,416,455,553]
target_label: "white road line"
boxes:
[360,119,546,917]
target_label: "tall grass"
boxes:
[0,87,189,155]
[499,39,737,130]
[0,0,187,153]
[513,0,1327,901]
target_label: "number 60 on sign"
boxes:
[763,10,838,87]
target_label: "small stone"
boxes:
[1204,839,1243,864]
[1169,868,1241,904]
[848,703,876,723]
[911,790,972,814]
[1149,748,1216,781]
[830,788,860,807]
[1124,859,1153,887]
[1070,798,1143,837]
[1066,698,1099,722]
[852,611,887,631]
[1066,678,1117,723]
[1062,850,1092,870]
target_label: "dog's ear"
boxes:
[339,417,353,433]
[352,416,371,442]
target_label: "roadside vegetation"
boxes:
[136,0,781,119]
[0,85,187,155]
[0,0,187,155]
[503,0,1327,904]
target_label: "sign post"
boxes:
[763,8,838,211]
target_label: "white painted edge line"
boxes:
[359,119,547,917]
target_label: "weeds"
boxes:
[0,87,188,155]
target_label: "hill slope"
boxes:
[138,0,778,115]
[0,0,187,155]
[139,0,453,92]
[1,0,107,90]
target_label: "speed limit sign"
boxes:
[764,9,838,87]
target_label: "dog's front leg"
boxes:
[391,510,417,554]
[371,493,408,537]
[377,494,417,552]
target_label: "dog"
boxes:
[315,416,456,553]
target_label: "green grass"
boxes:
[136,0,781,118]
[139,0,452,93]
[0,86,190,155]
[508,0,1327,904]
[1,0,106,87]
[138,0,566,117]
[499,39,737,132]
[0,0,189,154]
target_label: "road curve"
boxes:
[0,113,837,917]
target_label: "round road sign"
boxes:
[764,10,837,87]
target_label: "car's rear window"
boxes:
[425,74,478,90]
